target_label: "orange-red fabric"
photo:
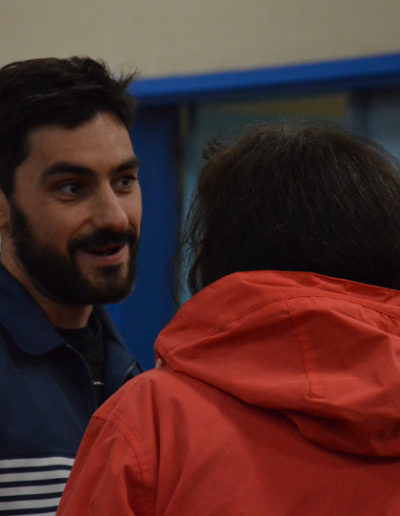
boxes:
[58,271,400,515]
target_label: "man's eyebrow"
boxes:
[41,162,93,181]
[111,157,140,176]
[40,157,140,182]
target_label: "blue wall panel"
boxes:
[108,107,179,370]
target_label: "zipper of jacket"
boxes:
[64,343,98,411]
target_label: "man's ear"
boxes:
[0,190,10,229]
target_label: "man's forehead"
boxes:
[28,113,132,147]
[23,114,135,170]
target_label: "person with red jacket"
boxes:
[58,125,400,515]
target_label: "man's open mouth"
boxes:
[83,243,125,256]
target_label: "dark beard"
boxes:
[8,201,139,305]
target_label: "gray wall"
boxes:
[0,0,400,76]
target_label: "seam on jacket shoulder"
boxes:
[91,414,147,483]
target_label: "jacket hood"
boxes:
[155,270,400,457]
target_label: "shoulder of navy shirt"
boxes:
[0,264,141,515]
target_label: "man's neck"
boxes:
[1,257,93,329]
[35,295,93,329]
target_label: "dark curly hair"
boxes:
[184,124,400,293]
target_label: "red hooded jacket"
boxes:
[58,271,400,515]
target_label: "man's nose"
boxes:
[91,186,129,232]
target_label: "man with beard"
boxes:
[0,57,142,515]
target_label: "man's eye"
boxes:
[56,182,82,196]
[114,176,136,190]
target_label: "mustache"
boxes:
[69,228,137,251]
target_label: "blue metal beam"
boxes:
[131,53,400,105]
